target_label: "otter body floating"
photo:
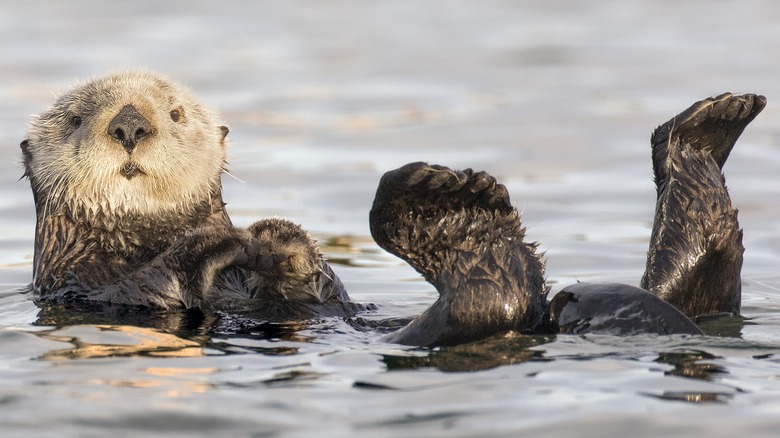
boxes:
[21,71,765,347]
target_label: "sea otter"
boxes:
[22,70,357,320]
[20,70,765,346]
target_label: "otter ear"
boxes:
[219,125,229,140]
[20,139,32,179]
[20,139,32,162]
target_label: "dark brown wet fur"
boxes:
[369,163,549,346]
[641,93,765,317]
[370,93,763,343]
[548,283,703,336]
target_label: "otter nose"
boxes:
[107,104,152,153]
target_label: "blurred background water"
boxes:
[2,1,780,436]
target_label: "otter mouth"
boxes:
[120,161,144,180]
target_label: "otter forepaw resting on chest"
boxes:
[157,226,273,308]
[244,218,348,305]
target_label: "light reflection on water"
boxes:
[3,0,780,436]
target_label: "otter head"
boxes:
[21,70,229,224]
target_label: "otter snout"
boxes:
[108,104,152,153]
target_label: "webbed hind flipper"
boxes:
[642,93,766,317]
[370,162,548,347]
[650,93,766,194]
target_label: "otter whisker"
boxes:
[222,169,245,184]
[317,264,334,282]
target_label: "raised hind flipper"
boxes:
[641,93,766,317]
[370,162,548,346]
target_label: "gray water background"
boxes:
[2,1,780,436]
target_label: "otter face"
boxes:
[23,70,228,221]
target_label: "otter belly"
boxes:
[548,283,703,336]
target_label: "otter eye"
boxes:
[71,116,82,128]
[170,108,182,122]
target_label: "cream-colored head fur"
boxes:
[23,70,228,223]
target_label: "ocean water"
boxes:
[2,1,780,436]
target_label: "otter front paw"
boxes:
[163,226,262,308]
[245,218,326,303]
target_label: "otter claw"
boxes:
[469,172,494,193]
[424,168,460,191]
[391,163,466,193]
